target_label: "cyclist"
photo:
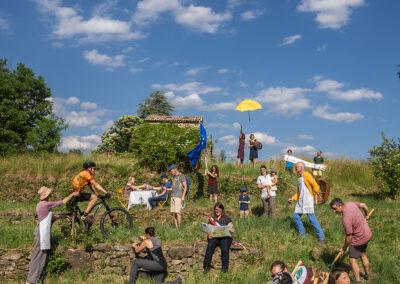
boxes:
[70,161,108,222]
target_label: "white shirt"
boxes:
[257,174,273,198]
[295,176,315,214]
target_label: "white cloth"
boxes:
[284,155,327,171]
[39,212,52,250]
[128,190,156,210]
[295,177,315,214]
[257,174,273,198]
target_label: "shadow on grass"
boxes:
[251,205,264,217]
[350,192,382,200]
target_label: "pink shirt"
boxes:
[36,200,63,221]
[342,202,372,246]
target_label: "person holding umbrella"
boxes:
[236,126,245,167]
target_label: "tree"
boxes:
[0,59,66,155]
[369,133,400,199]
[96,115,143,153]
[137,91,174,118]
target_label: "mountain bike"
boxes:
[55,193,133,238]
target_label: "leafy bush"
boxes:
[129,123,198,172]
[47,251,71,275]
[96,115,143,153]
[369,133,400,199]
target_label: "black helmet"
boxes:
[83,161,96,169]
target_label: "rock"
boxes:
[2,250,24,261]
[114,244,130,252]
[310,247,322,260]
[64,248,91,272]
[171,259,182,265]
[168,247,194,259]
[92,243,113,252]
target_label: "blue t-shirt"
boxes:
[285,161,294,169]
[239,194,250,211]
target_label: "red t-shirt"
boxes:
[342,202,372,246]
[208,174,217,186]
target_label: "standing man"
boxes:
[330,198,372,283]
[168,164,187,229]
[313,151,324,180]
[257,165,274,217]
[288,162,325,242]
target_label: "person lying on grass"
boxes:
[130,227,167,284]
[27,187,78,284]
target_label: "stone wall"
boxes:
[0,242,262,281]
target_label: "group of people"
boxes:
[26,158,373,284]
[236,128,263,167]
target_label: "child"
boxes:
[239,187,250,218]
[124,176,148,200]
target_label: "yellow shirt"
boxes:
[291,171,320,201]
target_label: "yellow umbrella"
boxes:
[235,99,262,122]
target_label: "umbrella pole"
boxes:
[248,111,250,122]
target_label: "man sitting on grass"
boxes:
[330,198,372,284]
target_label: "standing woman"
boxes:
[205,164,219,203]
[27,187,77,284]
[236,126,245,167]
[249,133,259,167]
[203,202,235,273]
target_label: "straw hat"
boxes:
[38,186,52,201]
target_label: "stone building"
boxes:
[144,115,203,128]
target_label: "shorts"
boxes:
[75,192,92,202]
[349,242,369,259]
[67,192,92,212]
[313,170,323,176]
[170,197,182,214]
[208,184,219,194]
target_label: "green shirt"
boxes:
[171,174,186,198]
[313,156,324,164]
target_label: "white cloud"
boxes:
[185,66,208,76]
[317,44,327,52]
[65,111,103,127]
[153,82,222,95]
[255,87,311,116]
[0,17,10,31]
[297,134,314,140]
[65,96,80,105]
[60,135,101,151]
[279,34,302,46]
[314,76,383,101]
[129,67,144,74]
[83,49,125,69]
[329,88,383,101]
[80,101,98,110]
[133,0,231,34]
[166,92,204,110]
[35,0,142,42]
[240,9,264,21]
[136,57,151,64]
[217,68,230,74]
[249,132,277,145]
[122,46,134,54]
[314,77,345,93]
[204,102,236,111]
[207,122,241,130]
[218,135,237,145]
[232,122,241,129]
[313,105,363,122]
[298,0,364,29]
[283,144,317,157]
[238,81,248,88]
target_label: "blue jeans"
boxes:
[148,194,167,209]
[292,213,325,241]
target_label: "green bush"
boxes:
[129,123,198,172]
[47,251,71,275]
[369,133,400,199]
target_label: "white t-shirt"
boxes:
[257,174,273,198]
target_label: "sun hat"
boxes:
[38,186,53,201]
[168,164,177,171]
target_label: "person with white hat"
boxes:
[26,187,78,284]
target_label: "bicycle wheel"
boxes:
[99,208,133,237]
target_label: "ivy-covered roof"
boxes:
[144,115,203,124]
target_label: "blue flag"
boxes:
[187,123,207,168]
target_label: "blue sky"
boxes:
[1,0,399,160]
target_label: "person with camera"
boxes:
[129,227,167,284]
[69,161,108,223]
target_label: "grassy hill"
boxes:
[0,154,399,283]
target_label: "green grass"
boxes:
[0,154,399,283]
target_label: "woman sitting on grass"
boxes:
[203,202,235,273]
[124,176,149,199]
[27,187,78,284]
[130,227,167,284]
